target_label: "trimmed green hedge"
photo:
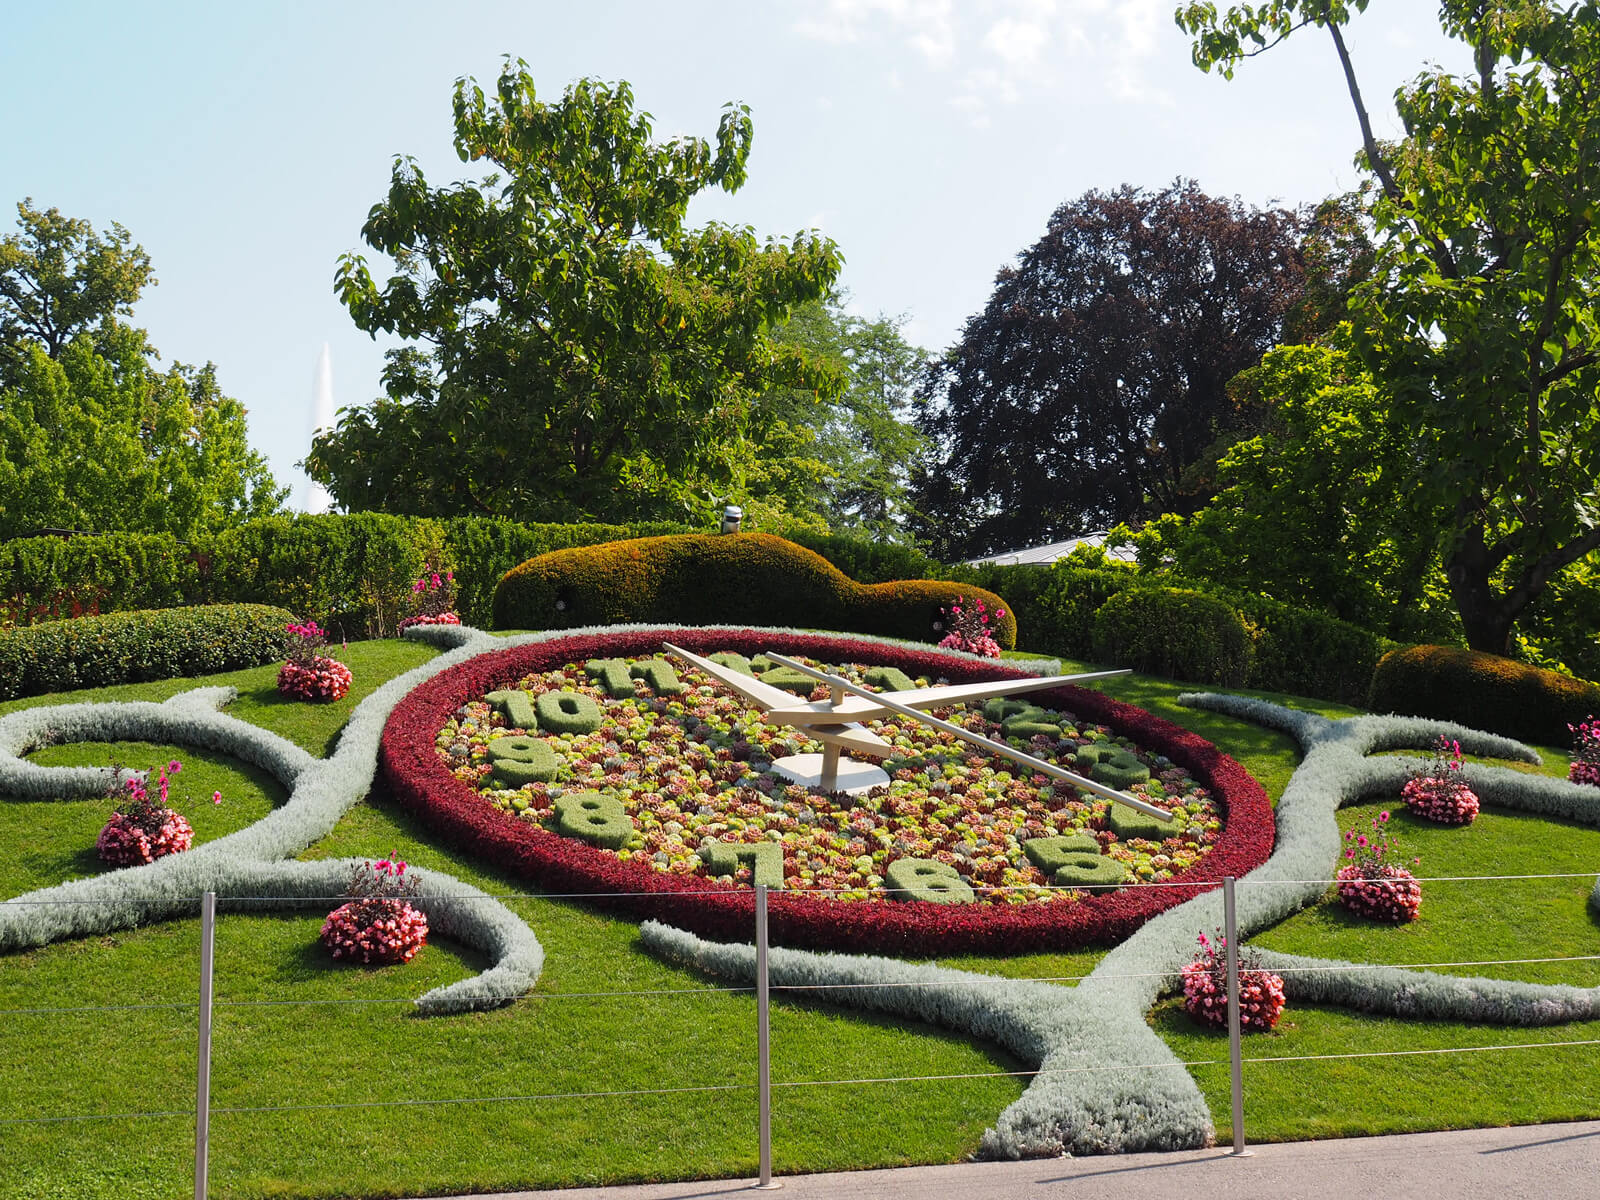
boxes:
[0,517,1403,705]
[1368,644,1600,747]
[0,515,697,637]
[491,533,1018,650]
[942,562,1395,704]
[782,532,940,585]
[1091,587,1253,687]
[0,604,294,700]
[0,532,203,626]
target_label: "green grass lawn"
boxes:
[2,639,1597,1198]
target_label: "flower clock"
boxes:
[380,627,1273,955]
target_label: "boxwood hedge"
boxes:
[491,533,1019,649]
[0,604,294,699]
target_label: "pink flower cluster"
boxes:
[320,858,429,964]
[94,760,216,866]
[937,595,1006,658]
[1568,716,1600,787]
[278,656,353,702]
[1180,931,1285,1032]
[1336,811,1421,920]
[1403,737,1479,824]
[1336,862,1422,922]
[97,808,194,865]
[320,900,429,964]
[398,611,463,632]
[284,619,332,668]
[398,570,460,632]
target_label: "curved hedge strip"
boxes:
[379,626,1273,955]
[1368,643,1600,747]
[491,534,1019,650]
[0,628,545,1014]
[0,603,294,701]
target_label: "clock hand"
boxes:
[761,652,1172,822]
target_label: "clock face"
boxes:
[436,653,1221,900]
[382,628,1272,954]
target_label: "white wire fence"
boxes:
[4,872,1600,1195]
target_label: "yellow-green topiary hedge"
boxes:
[1367,644,1600,747]
[491,533,1018,650]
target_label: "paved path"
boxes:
[410,1120,1600,1200]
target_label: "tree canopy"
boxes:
[1115,333,1451,640]
[0,202,283,541]
[1178,0,1600,654]
[741,299,928,540]
[910,180,1308,560]
[307,62,844,526]
[0,199,153,387]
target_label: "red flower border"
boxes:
[379,628,1274,955]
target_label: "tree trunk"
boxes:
[1443,525,1516,655]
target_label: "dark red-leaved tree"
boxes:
[911,181,1308,561]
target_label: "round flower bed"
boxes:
[320,898,429,964]
[1401,776,1479,824]
[1180,952,1286,1032]
[1569,761,1600,788]
[378,628,1274,955]
[1336,863,1422,922]
[398,611,462,633]
[96,808,194,866]
[277,656,353,702]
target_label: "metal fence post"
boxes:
[1224,876,1251,1157]
[752,883,781,1189]
[195,891,217,1199]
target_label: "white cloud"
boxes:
[790,0,1173,122]
[790,0,956,64]
[983,16,1050,69]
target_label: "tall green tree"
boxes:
[746,299,928,539]
[0,199,153,386]
[308,62,843,525]
[0,203,283,540]
[1116,335,1452,639]
[1178,0,1600,654]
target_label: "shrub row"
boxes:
[0,514,697,637]
[378,627,1273,956]
[491,534,1019,650]
[942,562,1396,703]
[1368,644,1600,748]
[6,515,1425,707]
[0,604,294,700]
[0,518,929,637]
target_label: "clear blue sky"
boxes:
[0,1,1466,510]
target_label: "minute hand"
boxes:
[760,652,1173,822]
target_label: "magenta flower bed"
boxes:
[278,656,353,702]
[379,628,1274,954]
[96,808,194,866]
[321,899,429,964]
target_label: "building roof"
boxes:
[961,531,1137,568]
